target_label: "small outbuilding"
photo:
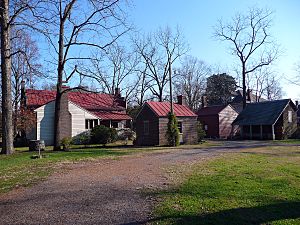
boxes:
[233,99,298,140]
[135,97,198,146]
[197,104,239,139]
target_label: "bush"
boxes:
[166,112,179,146]
[117,128,136,140]
[197,122,206,142]
[117,128,136,145]
[71,131,91,146]
[61,137,72,151]
[91,125,117,145]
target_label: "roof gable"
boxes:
[144,101,197,117]
[197,105,226,116]
[26,89,56,109]
[233,99,295,126]
[26,89,131,121]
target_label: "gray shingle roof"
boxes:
[233,99,295,126]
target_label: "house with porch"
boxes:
[135,96,198,146]
[24,87,132,145]
[233,99,298,140]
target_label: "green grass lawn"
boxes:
[0,147,131,194]
[154,145,300,225]
[0,141,215,195]
[273,139,300,144]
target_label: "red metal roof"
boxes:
[197,105,226,116]
[69,92,124,111]
[26,89,56,109]
[26,89,131,121]
[92,111,131,120]
[146,101,197,117]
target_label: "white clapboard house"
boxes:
[24,87,131,145]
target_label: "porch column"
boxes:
[240,126,243,139]
[249,125,252,140]
[260,125,263,140]
[271,124,275,140]
[109,120,112,128]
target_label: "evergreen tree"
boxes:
[206,73,236,105]
[166,112,179,146]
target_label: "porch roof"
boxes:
[233,99,295,126]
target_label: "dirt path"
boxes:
[0,141,289,225]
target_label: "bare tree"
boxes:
[294,60,300,86]
[174,56,211,110]
[133,66,153,106]
[81,44,140,99]
[134,26,188,102]
[214,7,280,109]
[246,67,282,101]
[0,0,43,154]
[11,29,43,135]
[40,0,128,150]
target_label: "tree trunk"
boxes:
[242,63,247,109]
[1,0,14,154]
[53,18,65,151]
[159,88,163,102]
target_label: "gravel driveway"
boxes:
[0,141,289,225]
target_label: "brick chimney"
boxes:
[58,86,72,141]
[113,87,127,109]
[247,89,252,102]
[20,80,26,108]
[177,95,186,105]
[295,100,299,107]
[201,95,207,108]
[114,87,121,97]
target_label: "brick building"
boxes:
[197,104,238,139]
[135,96,198,146]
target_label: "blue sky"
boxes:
[128,0,300,99]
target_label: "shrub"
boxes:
[71,131,91,146]
[61,137,72,151]
[197,122,206,142]
[117,128,136,145]
[166,112,179,146]
[109,127,118,143]
[117,128,136,140]
[91,125,117,145]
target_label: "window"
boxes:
[288,111,292,123]
[204,125,208,131]
[85,119,100,129]
[144,120,149,135]
[112,121,119,128]
[177,122,183,133]
[89,120,93,129]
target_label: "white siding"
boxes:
[35,101,55,145]
[68,102,98,137]
[33,101,99,145]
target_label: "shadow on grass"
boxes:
[124,201,300,225]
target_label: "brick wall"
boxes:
[58,92,72,141]
[158,116,198,145]
[136,105,159,146]
[275,103,298,139]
